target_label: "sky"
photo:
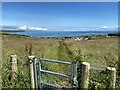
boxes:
[2,2,118,30]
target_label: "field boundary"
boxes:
[10,55,117,89]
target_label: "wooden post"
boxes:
[28,56,35,89]
[10,55,18,85]
[0,66,1,90]
[0,43,2,90]
[106,67,116,89]
[0,52,2,90]
[80,62,90,89]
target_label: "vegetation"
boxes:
[2,33,119,88]
[108,33,120,36]
[0,30,25,32]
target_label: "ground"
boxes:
[2,33,119,88]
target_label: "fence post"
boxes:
[10,55,18,85]
[28,56,35,89]
[0,65,1,90]
[106,67,116,89]
[80,62,90,89]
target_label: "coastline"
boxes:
[0,30,25,32]
[1,30,118,41]
[1,30,30,37]
[2,29,119,88]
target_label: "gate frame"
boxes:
[32,57,78,89]
[28,55,116,89]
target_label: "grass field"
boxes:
[2,33,119,88]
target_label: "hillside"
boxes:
[2,34,119,88]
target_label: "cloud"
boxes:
[116,25,120,28]
[19,26,48,30]
[31,27,48,30]
[19,25,27,30]
[78,26,117,31]
[79,27,100,31]
[100,26,109,29]
[28,27,35,30]
[1,25,19,30]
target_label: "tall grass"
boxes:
[2,34,119,88]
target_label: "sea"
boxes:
[9,29,118,37]
[1,26,118,37]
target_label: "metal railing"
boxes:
[27,56,116,89]
[33,58,78,89]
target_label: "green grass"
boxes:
[2,34,119,88]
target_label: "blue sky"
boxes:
[2,2,118,30]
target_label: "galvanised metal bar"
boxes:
[41,82,66,89]
[40,69,72,78]
[39,58,72,65]
[35,58,78,89]
[33,57,38,89]
[71,62,78,87]
[39,62,42,90]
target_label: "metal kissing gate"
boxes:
[33,57,78,89]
